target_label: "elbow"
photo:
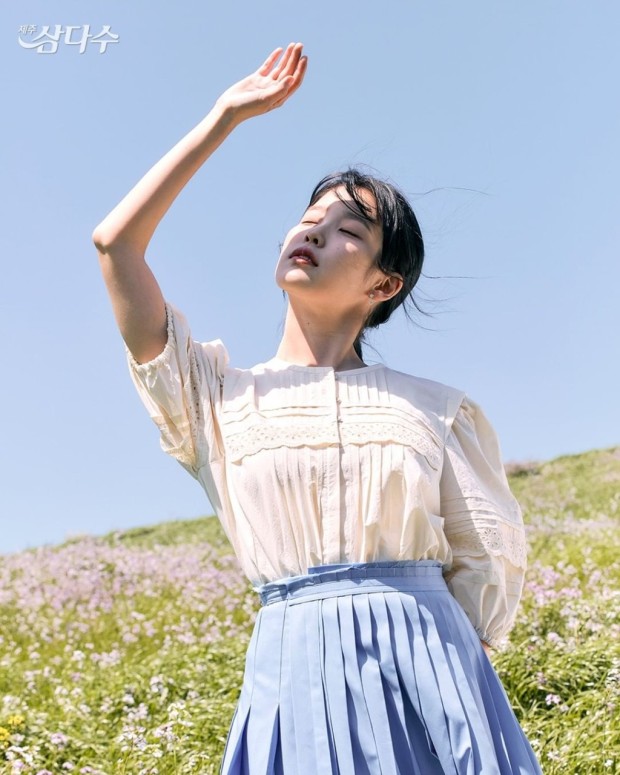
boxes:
[92,224,114,253]
[91,217,129,253]
[91,227,144,264]
[92,222,127,254]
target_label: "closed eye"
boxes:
[300,220,361,239]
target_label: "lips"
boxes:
[289,246,317,266]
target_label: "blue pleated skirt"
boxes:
[219,560,542,774]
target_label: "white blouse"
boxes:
[126,301,527,648]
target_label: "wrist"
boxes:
[212,97,246,130]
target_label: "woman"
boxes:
[93,43,542,774]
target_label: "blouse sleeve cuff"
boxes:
[472,625,503,650]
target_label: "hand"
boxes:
[216,43,308,125]
[481,640,492,657]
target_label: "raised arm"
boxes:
[92,43,307,364]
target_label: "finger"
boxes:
[270,66,305,108]
[280,55,307,99]
[271,42,296,79]
[276,43,302,81]
[278,43,303,80]
[257,47,284,76]
[270,45,293,80]
[271,53,307,99]
[291,54,308,85]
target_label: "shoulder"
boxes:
[384,366,465,399]
[382,366,467,427]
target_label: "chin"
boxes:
[275,268,313,291]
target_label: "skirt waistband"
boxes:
[256,560,447,607]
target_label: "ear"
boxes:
[371,272,403,302]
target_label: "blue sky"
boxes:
[2,1,619,554]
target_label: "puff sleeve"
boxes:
[125,300,229,478]
[440,396,527,648]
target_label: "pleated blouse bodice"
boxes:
[126,301,528,647]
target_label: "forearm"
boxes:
[92,44,306,364]
[92,101,240,254]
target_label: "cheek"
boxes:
[274,231,296,279]
[277,235,295,267]
[278,227,299,257]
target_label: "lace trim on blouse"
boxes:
[443,509,527,570]
[183,341,204,469]
[222,419,442,469]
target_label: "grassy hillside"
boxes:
[1,447,618,773]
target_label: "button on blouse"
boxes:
[126,301,528,648]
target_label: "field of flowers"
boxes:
[1,445,619,774]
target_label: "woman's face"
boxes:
[275,186,387,315]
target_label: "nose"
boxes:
[304,225,324,246]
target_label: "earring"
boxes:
[368,292,375,302]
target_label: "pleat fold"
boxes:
[220,563,542,775]
[220,605,281,775]
[321,596,356,770]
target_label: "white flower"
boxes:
[50,731,69,747]
[149,675,166,694]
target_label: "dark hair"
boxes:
[305,168,425,359]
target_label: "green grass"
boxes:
[1,446,619,773]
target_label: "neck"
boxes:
[275,299,366,371]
